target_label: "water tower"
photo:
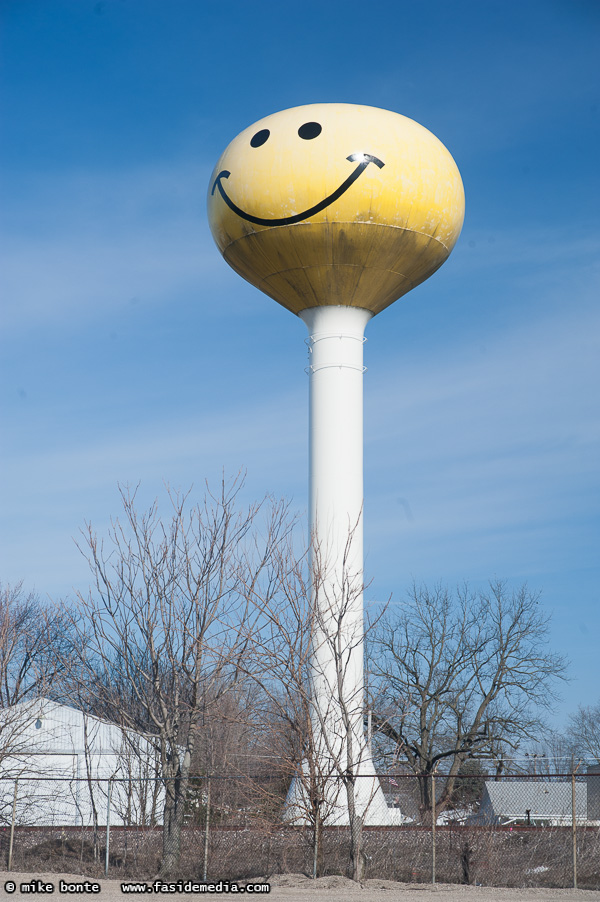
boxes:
[208,103,464,824]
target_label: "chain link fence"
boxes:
[0,772,598,888]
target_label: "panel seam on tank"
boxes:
[220,221,452,256]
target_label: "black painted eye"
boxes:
[298,122,322,140]
[250,129,270,148]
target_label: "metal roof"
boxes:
[482,780,587,819]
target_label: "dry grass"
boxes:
[0,825,598,890]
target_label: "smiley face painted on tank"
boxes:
[212,117,385,227]
[208,105,397,239]
[208,103,465,315]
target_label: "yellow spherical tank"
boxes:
[208,103,464,316]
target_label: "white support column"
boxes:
[301,305,370,757]
[284,306,396,825]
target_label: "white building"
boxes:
[0,698,163,827]
[471,780,591,827]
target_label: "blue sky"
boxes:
[1,0,598,730]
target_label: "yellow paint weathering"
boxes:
[208,103,464,315]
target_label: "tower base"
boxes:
[283,751,410,826]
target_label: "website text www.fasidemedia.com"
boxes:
[2,879,271,895]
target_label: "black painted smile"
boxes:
[211,153,385,227]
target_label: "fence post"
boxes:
[313,804,320,879]
[431,774,436,885]
[572,769,577,889]
[105,779,112,877]
[8,778,18,872]
[203,776,211,882]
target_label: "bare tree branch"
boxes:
[64,475,293,876]
[367,580,568,817]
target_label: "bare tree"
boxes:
[564,700,600,764]
[183,681,276,831]
[237,528,327,862]
[0,583,78,786]
[244,527,383,881]
[368,580,568,818]
[191,683,262,775]
[0,587,81,831]
[66,477,291,876]
[0,582,75,708]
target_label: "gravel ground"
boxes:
[1,873,600,901]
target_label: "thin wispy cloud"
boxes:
[365,302,599,598]
[1,162,225,333]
